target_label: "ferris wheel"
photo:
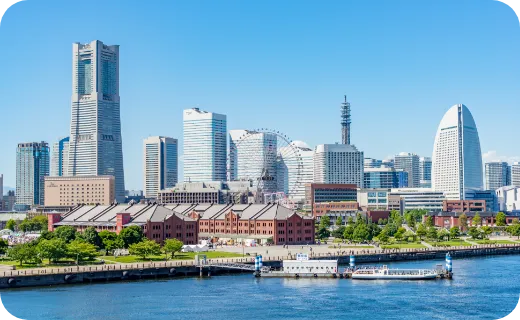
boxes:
[228,128,304,208]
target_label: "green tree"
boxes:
[67,240,98,263]
[317,227,330,240]
[425,216,434,228]
[459,213,468,231]
[36,238,67,263]
[449,226,461,239]
[5,219,16,232]
[319,216,331,229]
[506,224,520,239]
[118,226,144,248]
[438,228,450,241]
[0,239,8,254]
[513,218,520,225]
[416,223,427,240]
[163,238,184,259]
[403,230,415,242]
[343,225,355,240]
[39,230,55,240]
[378,229,390,243]
[353,224,370,242]
[8,243,37,266]
[481,226,492,239]
[347,217,354,225]
[383,223,397,237]
[81,227,102,248]
[54,226,78,243]
[129,240,161,260]
[368,224,381,239]
[427,227,438,241]
[32,215,48,231]
[99,231,121,255]
[394,228,404,242]
[377,218,384,225]
[472,213,482,227]
[468,227,481,239]
[496,212,506,227]
[335,217,343,227]
[332,226,346,239]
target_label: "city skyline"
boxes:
[1,0,519,189]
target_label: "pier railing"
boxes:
[3,243,520,278]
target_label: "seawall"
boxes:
[1,244,520,289]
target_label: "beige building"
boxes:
[44,176,115,206]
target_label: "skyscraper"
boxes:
[364,158,382,168]
[67,40,125,202]
[183,108,227,182]
[419,157,432,188]
[394,152,420,188]
[51,137,70,177]
[314,144,364,187]
[432,104,483,200]
[364,167,408,188]
[16,142,50,206]
[512,162,520,186]
[229,130,277,192]
[143,136,178,199]
[485,161,509,190]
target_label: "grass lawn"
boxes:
[427,240,471,247]
[328,245,374,249]
[100,251,244,264]
[381,243,426,249]
[0,259,105,269]
[474,240,517,245]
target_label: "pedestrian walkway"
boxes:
[421,241,433,248]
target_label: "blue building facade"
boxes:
[364,168,408,189]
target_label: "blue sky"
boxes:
[0,0,519,190]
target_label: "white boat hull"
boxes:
[351,274,438,280]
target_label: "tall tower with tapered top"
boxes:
[341,95,351,144]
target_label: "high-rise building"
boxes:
[394,152,420,188]
[512,162,520,186]
[506,165,512,186]
[51,137,70,177]
[3,191,15,211]
[485,161,509,190]
[364,167,408,188]
[229,130,277,193]
[340,95,351,144]
[143,136,178,199]
[419,157,432,188]
[67,40,125,203]
[44,176,115,206]
[381,159,394,168]
[183,108,227,182]
[16,142,50,206]
[432,104,483,200]
[364,158,382,168]
[314,144,364,187]
[278,141,314,202]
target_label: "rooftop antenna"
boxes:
[341,95,351,144]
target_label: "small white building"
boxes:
[282,259,338,274]
[496,186,520,213]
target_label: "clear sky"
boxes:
[0,0,519,190]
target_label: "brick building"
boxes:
[442,200,486,213]
[47,202,315,245]
[424,211,519,229]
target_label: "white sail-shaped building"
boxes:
[432,104,483,200]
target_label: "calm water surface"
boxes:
[2,255,519,320]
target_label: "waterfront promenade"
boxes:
[2,243,520,286]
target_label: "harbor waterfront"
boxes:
[2,255,519,320]
[0,244,518,288]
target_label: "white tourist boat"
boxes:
[351,265,439,280]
